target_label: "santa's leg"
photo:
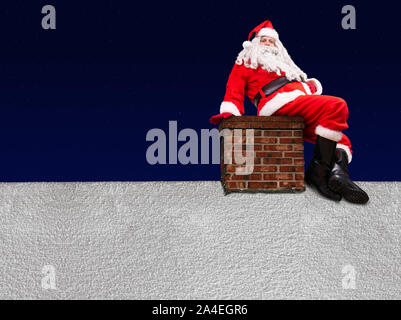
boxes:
[274,95,368,203]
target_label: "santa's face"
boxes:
[235,35,307,82]
[258,41,280,57]
[260,36,276,47]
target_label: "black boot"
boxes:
[305,135,342,201]
[328,149,369,204]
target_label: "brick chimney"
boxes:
[219,116,306,194]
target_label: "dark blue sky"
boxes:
[0,0,400,181]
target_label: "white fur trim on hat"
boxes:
[336,143,352,163]
[315,125,342,142]
[257,27,279,40]
[220,101,241,116]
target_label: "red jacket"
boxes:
[215,63,322,121]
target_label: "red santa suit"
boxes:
[210,20,353,163]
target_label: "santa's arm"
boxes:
[305,78,323,95]
[210,63,246,125]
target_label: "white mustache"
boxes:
[259,45,279,55]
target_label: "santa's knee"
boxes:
[337,98,349,118]
[331,97,349,119]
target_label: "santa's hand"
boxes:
[306,78,323,95]
[209,112,234,125]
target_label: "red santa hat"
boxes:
[243,19,279,48]
[248,20,279,40]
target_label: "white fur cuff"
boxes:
[336,144,353,163]
[220,101,241,116]
[315,125,342,142]
[307,78,323,95]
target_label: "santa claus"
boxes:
[210,20,369,204]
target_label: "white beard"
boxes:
[235,37,307,82]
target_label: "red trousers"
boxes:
[273,95,353,162]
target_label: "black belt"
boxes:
[253,76,295,108]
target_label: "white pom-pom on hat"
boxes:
[242,41,252,49]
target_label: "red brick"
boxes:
[254,137,278,144]
[263,173,294,180]
[222,116,304,123]
[295,174,305,180]
[294,159,305,166]
[279,138,304,144]
[253,165,278,172]
[221,174,230,183]
[227,166,257,175]
[248,182,278,189]
[263,130,292,137]
[222,159,254,168]
[279,166,304,172]
[264,145,293,151]
[293,130,303,137]
[229,173,263,181]
[262,152,283,158]
[289,122,305,129]
[255,152,268,157]
[249,145,262,151]
[263,158,292,165]
[225,182,248,189]
[221,121,304,130]
[219,116,305,128]
[225,165,236,173]
[232,151,255,158]
[279,182,305,188]
[284,152,304,158]
[254,130,262,136]
[224,150,255,157]
[229,143,259,150]
[293,144,304,151]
